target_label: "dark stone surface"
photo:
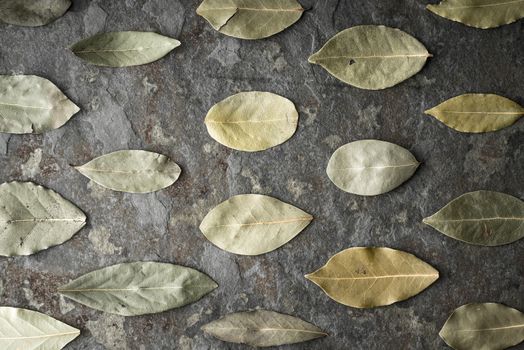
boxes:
[0,0,522,349]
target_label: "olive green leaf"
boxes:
[425,94,524,133]
[427,0,524,29]
[75,150,181,193]
[204,91,299,152]
[309,25,431,90]
[327,140,420,196]
[0,181,86,257]
[423,191,524,246]
[440,303,524,350]
[59,262,217,316]
[0,75,80,134]
[71,31,181,67]
[0,0,71,27]
[305,247,439,308]
[196,0,304,39]
[202,310,327,347]
[0,307,80,349]
[200,194,312,255]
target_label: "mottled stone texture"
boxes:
[0,1,522,349]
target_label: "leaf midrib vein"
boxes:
[200,7,304,12]
[440,110,523,115]
[0,101,51,110]
[313,53,431,60]
[204,326,325,335]
[427,217,524,222]
[456,324,524,332]
[207,216,312,228]
[333,163,418,170]
[309,273,438,280]
[436,0,524,9]
[74,44,174,54]
[2,218,84,224]
[77,168,162,174]
[205,118,294,125]
[59,286,186,293]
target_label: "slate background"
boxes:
[0,0,523,349]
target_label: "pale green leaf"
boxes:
[71,31,181,67]
[440,303,524,350]
[0,307,79,350]
[0,181,86,257]
[0,75,80,134]
[0,0,70,27]
[196,0,304,39]
[75,150,181,193]
[309,25,431,90]
[204,91,299,152]
[427,0,524,29]
[202,310,327,347]
[200,194,312,255]
[425,94,524,133]
[423,190,524,246]
[59,262,217,316]
[305,247,439,308]
[327,140,420,196]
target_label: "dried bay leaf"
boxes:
[425,94,524,133]
[427,0,524,29]
[0,75,80,134]
[423,190,524,246]
[327,140,420,196]
[309,25,431,90]
[196,0,304,39]
[0,181,86,257]
[305,247,439,308]
[0,307,80,349]
[0,0,71,27]
[200,194,312,255]
[204,91,299,152]
[202,310,327,347]
[71,31,180,67]
[440,303,524,350]
[59,262,217,316]
[75,150,181,193]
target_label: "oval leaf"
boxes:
[0,75,80,134]
[202,310,327,347]
[196,0,304,39]
[423,190,524,246]
[440,303,524,350]
[427,0,524,29]
[425,94,524,133]
[71,31,181,67]
[204,91,299,152]
[59,262,217,316]
[75,150,181,193]
[0,181,86,257]
[309,25,431,90]
[327,140,420,196]
[0,0,71,27]
[200,194,312,255]
[305,247,439,308]
[0,307,79,349]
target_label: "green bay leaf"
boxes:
[59,262,217,316]
[425,94,524,133]
[0,0,71,27]
[309,25,431,90]
[423,190,524,246]
[204,91,299,152]
[196,0,304,39]
[440,303,524,350]
[75,150,181,193]
[427,0,524,29]
[0,75,80,134]
[327,140,420,196]
[0,181,86,257]
[71,31,180,67]
[0,307,79,349]
[202,310,327,347]
[305,247,439,308]
[200,194,312,255]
